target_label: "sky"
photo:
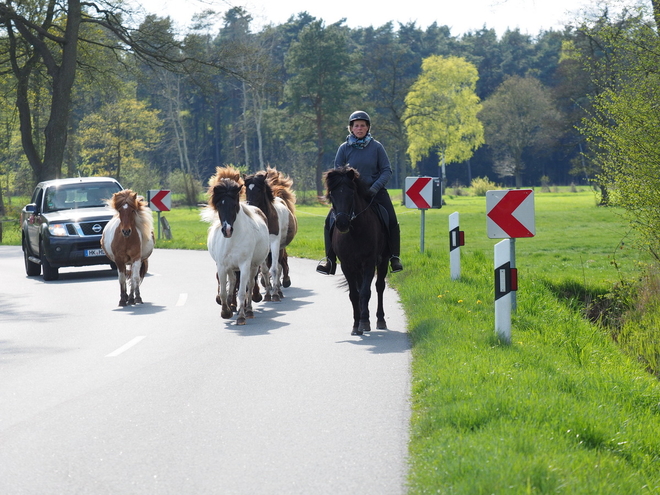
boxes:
[130,0,600,37]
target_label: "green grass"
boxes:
[4,189,660,493]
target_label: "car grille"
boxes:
[65,221,109,236]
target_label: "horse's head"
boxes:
[244,172,274,209]
[111,190,141,238]
[325,166,369,234]
[210,178,242,238]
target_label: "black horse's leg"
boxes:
[346,274,362,335]
[358,267,374,334]
[281,248,291,288]
[375,260,388,329]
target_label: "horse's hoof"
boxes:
[134,297,143,304]
[264,293,272,302]
[282,277,291,288]
[221,309,233,319]
[252,293,263,303]
[230,304,237,312]
[277,289,284,298]
[377,319,387,330]
[127,297,135,305]
[236,317,246,325]
[359,321,371,333]
[272,294,281,302]
[119,299,128,307]
[246,310,255,318]
[351,327,363,336]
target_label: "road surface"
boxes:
[0,246,411,494]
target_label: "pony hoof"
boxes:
[377,319,387,330]
[277,290,284,298]
[359,321,371,333]
[264,293,272,302]
[134,297,143,304]
[221,309,233,319]
[252,293,263,303]
[351,327,363,336]
[119,299,128,307]
[127,297,135,305]
[272,294,281,302]
[236,317,246,325]
[246,311,255,318]
[283,277,291,288]
[230,304,237,312]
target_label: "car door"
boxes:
[26,186,44,255]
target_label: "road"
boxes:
[0,246,411,494]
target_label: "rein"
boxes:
[334,193,375,223]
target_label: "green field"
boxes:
[4,188,660,493]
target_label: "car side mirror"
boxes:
[25,203,36,213]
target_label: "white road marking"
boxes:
[176,293,188,307]
[106,336,146,357]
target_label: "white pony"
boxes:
[202,167,270,325]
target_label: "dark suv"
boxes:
[21,177,123,280]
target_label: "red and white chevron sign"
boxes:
[486,189,535,239]
[404,177,433,209]
[148,189,171,212]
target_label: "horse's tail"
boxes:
[266,167,296,213]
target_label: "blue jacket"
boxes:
[334,136,392,195]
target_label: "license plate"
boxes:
[85,248,105,257]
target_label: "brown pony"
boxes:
[244,167,297,301]
[101,190,155,306]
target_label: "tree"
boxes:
[581,3,660,259]
[77,95,162,183]
[479,75,562,187]
[0,0,233,185]
[284,20,355,195]
[403,55,484,191]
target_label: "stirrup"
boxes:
[390,256,403,273]
[316,257,336,275]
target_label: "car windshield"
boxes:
[45,184,120,212]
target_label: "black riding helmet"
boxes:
[348,110,370,127]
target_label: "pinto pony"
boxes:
[101,189,155,306]
[325,166,389,335]
[203,166,270,325]
[244,167,297,301]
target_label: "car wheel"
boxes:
[23,238,41,277]
[40,240,59,281]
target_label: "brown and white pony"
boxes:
[101,189,155,306]
[244,167,297,301]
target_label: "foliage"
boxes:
[479,75,563,187]
[469,176,499,196]
[403,55,484,169]
[580,9,660,262]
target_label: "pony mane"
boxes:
[266,166,296,213]
[108,189,153,238]
[205,177,243,211]
[325,166,370,200]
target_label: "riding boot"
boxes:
[389,223,403,273]
[316,222,337,275]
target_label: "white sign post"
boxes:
[448,212,464,280]
[494,239,517,344]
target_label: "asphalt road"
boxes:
[0,246,411,494]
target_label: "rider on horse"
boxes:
[316,110,404,275]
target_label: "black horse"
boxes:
[325,166,389,335]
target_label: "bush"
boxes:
[469,176,498,196]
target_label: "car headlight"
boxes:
[48,223,68,237]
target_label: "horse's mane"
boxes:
[207,166,244,206]
[325,166,371,201]
[265,166,296,213]
[201,177,243,222]
[108,189,153,238]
